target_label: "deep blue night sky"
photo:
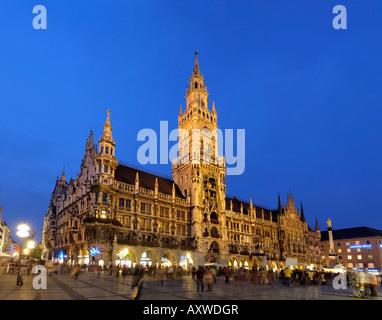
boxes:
[1,1,382,243]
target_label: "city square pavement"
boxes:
[0,271,381,300]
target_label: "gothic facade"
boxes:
[42,54,321,270]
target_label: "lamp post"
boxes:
[16,223,30,286]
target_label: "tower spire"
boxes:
[193,51,200,76]
[101,109,113,142]
[278,192,283,216]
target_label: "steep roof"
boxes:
[115,164,184,198]
[321,226,382,241]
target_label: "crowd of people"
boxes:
[3,257,380,299]
[187,265,381,298]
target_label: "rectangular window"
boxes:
[105,147,109,154]
[176,210,186,221]
[348,263,353,268]
[338,249,342,253]
[126,199,131,210]
[347,249,351,253]
[103,193,107,202]
[357,255,362,260]
[348,255,352,260]
[368,263,375,269]
[141,203,152,214]
[337,242,341,246]
[159,206,170,219]
[366,240,370,244]
[119,198,125,207]
[368,255,373,259]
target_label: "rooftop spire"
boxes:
[193,51,200,76]
[315,217,320,232]
[60,166,67,182]
[101,109,113,142]
[300,202,306,223]
[278,192,283,216]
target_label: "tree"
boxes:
[30,243,43,260]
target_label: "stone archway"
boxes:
[140,250,159,267]
[241,258,250,269]
[116,247,138,268]
[251,257,260,270]
[159,250,178,268]
[229,257,239,269]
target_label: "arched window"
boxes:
[210,212,218,220]
[211,227,219,236]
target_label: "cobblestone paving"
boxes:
[0,272,381,300]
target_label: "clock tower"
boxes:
[172,52,228,265]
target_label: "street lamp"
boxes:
[16,223,30,286]
[26,240,35,250]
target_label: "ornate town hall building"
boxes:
[42,53,321,270]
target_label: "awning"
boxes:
[205,262,224,267]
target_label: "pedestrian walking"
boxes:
[16,270,23,286]
[210,267,217,283]
[196,267,205,292]
[191,266,196,280]
[284,267,292,286]
[205,268,214,291]
[320,272,327,285]
[368,272,378,297]
[72,264,81,280]
[224,267,232,284]
[259,268,268,285]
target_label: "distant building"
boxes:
[0,205,11,255]
[320,226,382,272]
[9,238,19,256]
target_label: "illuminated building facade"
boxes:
[0,205,11,255]
[42,54,321,270]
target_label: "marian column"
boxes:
[327,219,337,267]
